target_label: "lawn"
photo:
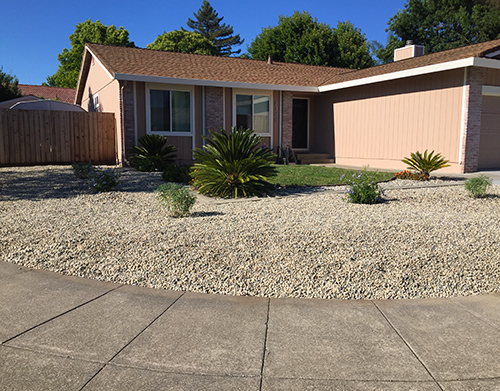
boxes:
[268,165,395,187]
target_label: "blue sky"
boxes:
[1,0,406,85]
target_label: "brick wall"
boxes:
[122,81,136,162]
[205,87,224,132]
[282,92,293,148]
[461,67,484,173]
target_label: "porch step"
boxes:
[295,153,334,165]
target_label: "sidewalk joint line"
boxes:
[79,291,186,391]
[444,297,500,332]
[371,301,445,391]
[1,285,121,345]
[259,298,271,391]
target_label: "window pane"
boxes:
[254,95,269,134]
[150,90,170,132]
[236,95,252,130]
[172,91,191,132]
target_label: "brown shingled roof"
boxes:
[322,38,500,86]
[18,84,76,104]
[87,43,352,87]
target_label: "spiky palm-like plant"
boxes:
[191,127,277,198]
[401,150,450,179]
[130,134,176,171]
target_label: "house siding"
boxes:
[330,69,466,173]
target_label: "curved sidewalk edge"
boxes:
[1,260,500,391]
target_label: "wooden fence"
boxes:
[0,109,116,166]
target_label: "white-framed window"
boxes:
[93,93,99,110]
[146,83,194,135]
[233,90,272,135]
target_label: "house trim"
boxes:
[482,85,500,96]
[114,73,318,93]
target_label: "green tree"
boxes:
[147,30,218,55]
[248,11,339,66]
[0,67,21,102]
[334,21,375,69]
[47,19,135,88]
[378,0,500,63]
[186,0,244,56]
[247,12,373,69]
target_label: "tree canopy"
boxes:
[185,0,244,56]
[247,12,373,69]
[46,19,135,88]
[0,67,21,102]
[377,0,500,63]
[147,30,218,55]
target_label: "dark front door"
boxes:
[292,98,308,149]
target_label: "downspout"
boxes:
[119,81,126,166]
[202,86,206,145]
[458,68,469,166]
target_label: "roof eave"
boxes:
[318,57,500,92]
[113,73,320,92]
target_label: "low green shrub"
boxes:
[401,150,450,178]
[465,175,492,198]
[342,171,383,204]
[72,162,93,179]
[88,167,120,192]
[162,165,191,184]
[130,134,176,172]
[191,127,277,198]
[156,183,196,217]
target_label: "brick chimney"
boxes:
[394,40,425,61]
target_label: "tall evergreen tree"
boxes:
[0,67,22,102]
[186,1,244,56]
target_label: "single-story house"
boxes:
[19,84,76,104]
[75,39,500,173]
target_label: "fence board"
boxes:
[0,109,116,166]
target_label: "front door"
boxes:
[292,98,308,149]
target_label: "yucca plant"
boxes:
[130,134,176,171]
[401,150,450,179]
[191,127,277,198]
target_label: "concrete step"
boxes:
[295,153,334,165]
[299,158,335,164]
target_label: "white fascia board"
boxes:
[86,47,114,80]
[485,49,500,58]
[483,85,500,96]
[318,58,477,92]
[113,73,319,92]
[472,57,500,69]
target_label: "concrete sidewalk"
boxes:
[1,261,500,391]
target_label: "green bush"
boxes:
[191,127,277,198]
[72,162,93,179]
[162,165,191,184]
[465,175,492,198]
[156,183,196,217]
[88,167,120,192]
[342,171,383,204]
[401,150,450,178]
[130,134,176,172]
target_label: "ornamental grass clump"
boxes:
[401,150,450,179]
[156,183,196,217]
[341,171,383,204]
[191,127,277,198]
[465,175,492,198]
[88,167,120,192]
[130,134,176,172]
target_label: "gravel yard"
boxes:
[1,165,499,300]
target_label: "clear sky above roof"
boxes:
[1,0,405,85]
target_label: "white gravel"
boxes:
[1,165,499,300]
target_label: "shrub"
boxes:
[342,171,383,204]
[394,170,429,181]
[130,134,176,172]
[156,183,196,217]
[401,150,450,178]
[162,165,191,184]
[191,127,277,198]
[88,167,120,192]
[465,175,492,198]
[72,162,93,179]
